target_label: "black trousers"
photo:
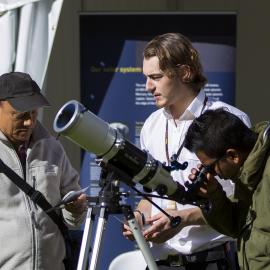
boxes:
[145,242,239,270]
[146,258,229,270]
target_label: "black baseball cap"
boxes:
[0,72,51,112]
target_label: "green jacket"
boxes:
[204,121,270,270]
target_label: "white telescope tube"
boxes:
[53,100,186,199]
[53,100,116,156]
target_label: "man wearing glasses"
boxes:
[185,108,269,270]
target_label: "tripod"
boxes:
[76,169,158,270]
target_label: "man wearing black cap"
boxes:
[0,72,86,270]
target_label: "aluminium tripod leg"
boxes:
[77,207,95,270]
[122,206,158,270]
[88,206,108,270]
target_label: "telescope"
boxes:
[53,100,213,270]
[53,100,204,204]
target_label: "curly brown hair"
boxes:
[143,33,207,92]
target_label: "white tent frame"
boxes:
[0,0,63,89]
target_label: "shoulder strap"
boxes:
[0,158,69,238]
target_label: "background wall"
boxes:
[44,0,270,171]
[42,0,270,268]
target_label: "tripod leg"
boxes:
[123,206,158,270]
[77,207,95,270]
[89,206,108,270]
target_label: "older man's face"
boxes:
[0,101,38,147]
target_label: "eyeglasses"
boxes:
[203,155,226,174]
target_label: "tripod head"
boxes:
[93,162,181,228]
[87,166,130,215]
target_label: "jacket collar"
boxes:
[238,121,270,192]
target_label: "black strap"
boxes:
[0,158,69,238]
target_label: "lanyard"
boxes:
[165,96,208,166]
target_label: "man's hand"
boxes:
[65,193,87,215]
[142,207,206,243]
[122,211,146,241]
[123,199,152,241]
[142,209,182,243]
[188,165,220,197]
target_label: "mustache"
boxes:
[17,128,33,133]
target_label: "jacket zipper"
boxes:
[239,209,256,270]
[19,151,37,270]
[32,176,38,210]
[28,173,37,270]
[27,199,37,270]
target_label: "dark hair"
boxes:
[143,33,207,91]
[185,108,256,158]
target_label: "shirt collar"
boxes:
[162,90,206,121]
[16,139,30,153]
[186,89,206,118]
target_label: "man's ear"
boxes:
[225,149,240,165]
[180,65,192,83]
